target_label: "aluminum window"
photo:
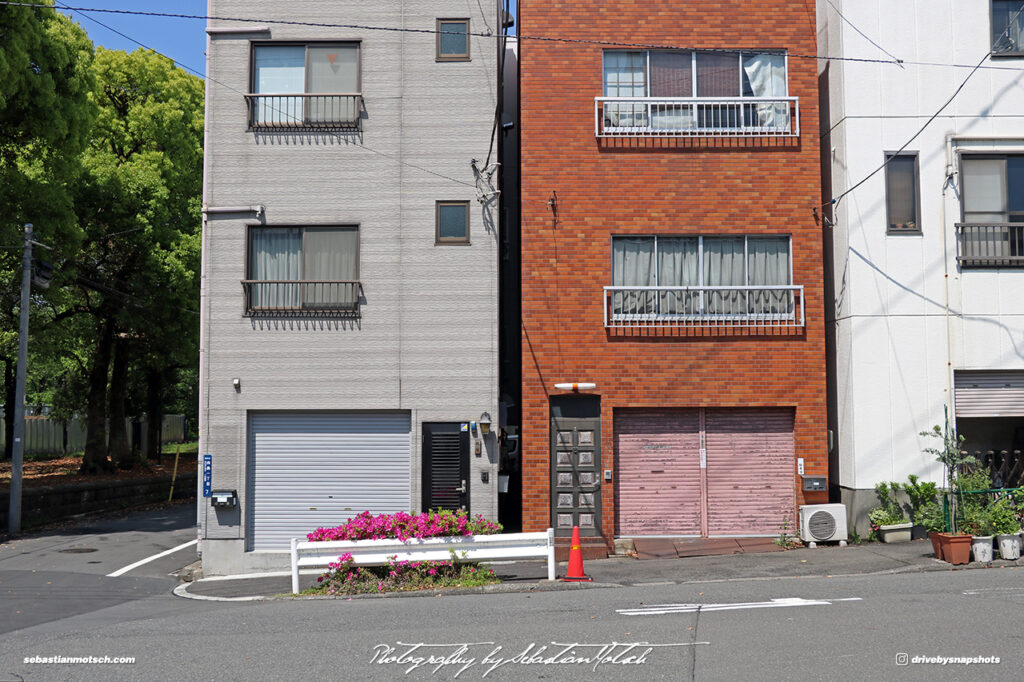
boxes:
[885,153,921,233]
[436,19,470,61]
[992,1,1024,55]
[436,201,471,244]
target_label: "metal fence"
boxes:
[604,285,805,330]
[956,223,1024,267]
[242,280,361,318]
[596,96,799,137]
[245,93,362,131]
[0,414,186,456]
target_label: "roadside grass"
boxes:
[301,558,501,597]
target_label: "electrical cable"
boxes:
[824,0,904,68]
[4,1,1021,73]
[825,4,1024,211]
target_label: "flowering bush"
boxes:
[307,509,501,543]
[311,553,499,596]
[304,510,503,595]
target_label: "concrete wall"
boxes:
[200,1,501,574]
[820,2,1024,511]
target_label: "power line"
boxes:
[48,1,480,191]
[824,0,904,68]
[826,4,1024,210]
[5,1,1022,73]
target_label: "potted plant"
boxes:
[921,415,977,564]
[958,469,995,562]
[916,500,946,559]
[904,474,940,541]
[991,496,1022,560]
[868,482,912,543]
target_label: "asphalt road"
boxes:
[1,506,1021,682]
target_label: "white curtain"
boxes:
[742,53,787,129]
[612,237,655,315]
[304,227,358,307]
[658,238,699,314]
[250,228,301,307]
[747,237,791,314]
[254,46,305,124]
[703,238,745,314]
[307,45,359,123]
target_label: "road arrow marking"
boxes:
[617,597,862,616]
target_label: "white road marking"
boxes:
[173,583,267,602]
[617,597,863,616]
[106,539,198,577]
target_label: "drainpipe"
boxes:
[941,132,956,482]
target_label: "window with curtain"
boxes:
[602,50,788,131]
[252,43,360,126]
[248,226,359,311]
[992,1,1024,54]
[885,154,920,232]
[612,235,792,317]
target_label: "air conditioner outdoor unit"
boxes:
[799,504,848,543]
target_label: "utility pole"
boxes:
[8,224,33,535]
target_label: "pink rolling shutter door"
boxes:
[704,408,796,535]
[615,410,701,535]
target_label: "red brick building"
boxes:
[517,0,828,555]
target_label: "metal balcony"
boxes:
[242,280,361,318]
[595,97,799,138]
[604,285,805,330]
[245,93,362,131]
[956,223,1024,268]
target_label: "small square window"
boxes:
[885,153,921,233]
[436,201,470,244]
[437,19,470,61]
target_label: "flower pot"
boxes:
[938,533,972,565]
[971,535,994,563]
[929,531,944,560]
[997,533,1022,560]
[877,522,913,543]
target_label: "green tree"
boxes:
[0,1,95,459]
[69,47,203,472]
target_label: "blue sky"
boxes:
[58,1,518,82]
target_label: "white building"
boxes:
[819,0,1024,530]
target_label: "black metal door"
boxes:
[551,416,602,538]
[422,422,470,512]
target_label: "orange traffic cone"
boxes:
[561,525,593,582]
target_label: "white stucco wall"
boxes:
[821,0,1024,492]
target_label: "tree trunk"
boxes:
[80,319,115,474]
[109,335,133,469]
[3,358,13,461]
[145,368,164,463]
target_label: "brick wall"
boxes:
[519,0,828,546]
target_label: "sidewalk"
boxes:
[179,538,1023,600]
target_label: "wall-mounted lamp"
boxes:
[232,378,241,392]
[479,412,492,435]
[553,382,596,392]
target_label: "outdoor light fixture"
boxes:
[553,382,596,392]
[479,412,492,435]
[232,378,241,392]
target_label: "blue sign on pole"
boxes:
[202,454,212,497]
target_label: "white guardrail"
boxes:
[290,529,556,593]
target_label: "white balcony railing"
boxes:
[603,285,805,330]
[595,97,799,138]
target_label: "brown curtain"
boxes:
[650,52,692,97]
[696,52,740,97]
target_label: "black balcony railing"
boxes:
[242,280,361,318]
[956,223,1024,267]
[245,93,362,131]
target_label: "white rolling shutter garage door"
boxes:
[248,412,411,551]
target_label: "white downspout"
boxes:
[942,133,956,469]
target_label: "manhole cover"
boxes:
[58,548,98,554]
